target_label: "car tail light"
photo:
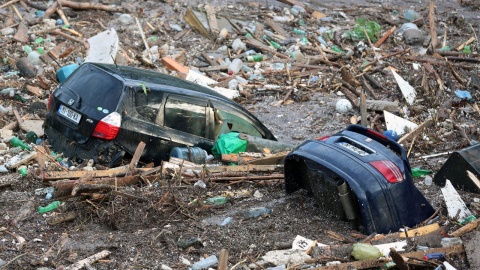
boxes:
[367,129,387,140]
[369,160,404,183]
[92,112,121,140]
[47,93,54,111]
[316,135,331,141]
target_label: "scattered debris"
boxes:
[1,0,479,269]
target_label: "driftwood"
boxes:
[72,183,115,196]
[310,245,464,270]
[450,219,480,237]
[51,174,156,197]
[64,250,111,270]
[39,0,123,15]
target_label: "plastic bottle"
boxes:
[228,59,243,74]
[424,176,433,186]
[191,255,218,270]
[273,15,292,22]
[246,54,263,62]
[228,79,238,90]
[27,51,42,65]
[18,166,28,176]
[9,137,31,150]
[38,201,61,213]
[0,105,8,116]
[245,207,272,218]
[231,38,246,51]
[411,167,433,178]
[205,196,227,205]
[220,217,233,226]
[293,28,306,35]
[351,243,383,260]
[45,187,55,200]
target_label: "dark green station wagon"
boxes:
[44,63,276,166]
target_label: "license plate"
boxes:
[58,104,81,124]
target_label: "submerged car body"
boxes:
[284,125,434,234]
[44,63,276,166]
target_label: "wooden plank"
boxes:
[265,18,288,37]
[129,141,146,172]
[184,7,209,37]
[38,165,131,181]
[204,5,218,34]
[441,179,473,220]
[254,23,264,39]
[276,0,305,8]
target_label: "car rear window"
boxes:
[63,66,123,112]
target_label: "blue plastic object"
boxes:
[454,90,473,101]
[56,64,79,83]
[284,124,434,234]
[383,130,399,141]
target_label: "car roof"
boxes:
[86,62,234,103]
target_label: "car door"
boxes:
[162,94,215,151]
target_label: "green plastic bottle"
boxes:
[9,136,31,150]
[38,201,61,214]
[411,167,433,178]
[246,54,263,62]
[205,196,227,205]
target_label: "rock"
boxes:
[16,57,37,78]
[262,249,311,266]
[464,230,480,269]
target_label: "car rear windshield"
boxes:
[62,65,123,112]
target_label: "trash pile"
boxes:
[1,0,480,269]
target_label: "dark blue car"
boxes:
[284,125,434,234]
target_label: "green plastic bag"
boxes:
[212,132,247,158]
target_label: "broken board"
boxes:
[441,179,473,221]
[20,119,44,137]
[384,110,418,136]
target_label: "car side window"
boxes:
[134,91,163,122]
[164,98,206,137]
[213,106,263,139]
